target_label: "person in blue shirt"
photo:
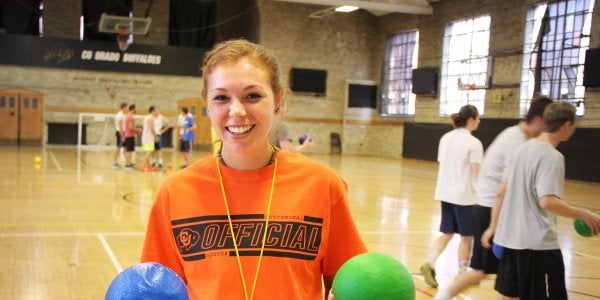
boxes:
[178,107,197,168]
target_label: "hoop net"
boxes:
[116,28,130,51]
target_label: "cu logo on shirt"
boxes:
[177,228,200,251]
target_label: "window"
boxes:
[380,30,419,116]
[520,0,594,116]
[440,15,491,116]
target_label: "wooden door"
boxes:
[0,91,19,143]
[0,89,43,145]
[19,91,43,145]
[178,98,211,150]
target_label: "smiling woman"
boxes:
[140,39,368,300]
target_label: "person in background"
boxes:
[269,118,313,153]
[433,96,553,299]
[141,106,158,171]
[178,107,196,169]
[112,102,127,169]
[123,104,138,170]
[421,104,483,288]
[483,101,600,299]
[152,107,170,169]
[141,39,367,299]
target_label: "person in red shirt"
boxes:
[141,39,367,299]
[123,104,138,169]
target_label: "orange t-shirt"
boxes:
[141,151,367,299]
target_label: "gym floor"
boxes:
[1,146,598,299]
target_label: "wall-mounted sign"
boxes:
[0,34,206,76]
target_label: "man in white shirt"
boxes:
[112,102,127,169]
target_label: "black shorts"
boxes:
[115,131,123,148]
[495,248,567,299]
[180,140,192,152]
[469,205,498,273]
[440,201,474,236]
[124,137,135,152]
[154,135,162,151]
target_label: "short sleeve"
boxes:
[321,189,368,277]
[468,139,483,164]
[535,152,565,199]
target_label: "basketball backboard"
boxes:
[98,13,152,35]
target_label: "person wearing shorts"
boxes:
[123,104,137,169]
[141,106,158,171]
[152,107,169,168]
[178,107,196,169]
[421,104,483,289]
[112,102,127,169]
[433,96,553,299]
[485,102,600,299]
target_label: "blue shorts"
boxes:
[439,201,474,236]
[154,135,162,151]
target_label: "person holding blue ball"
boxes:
[141,39,367,300]
[483,102,600,299]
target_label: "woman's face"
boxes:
[205,58,278,154]
[467,115,481,131]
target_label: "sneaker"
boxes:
[157,164,163,169]
[124,164,136,171]
[112,162,121,169]
[141,165,154,172]
[180,164,188,169]
[420,263,438,288]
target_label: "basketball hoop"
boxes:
[116,28,130,51]
[457,78,480,91]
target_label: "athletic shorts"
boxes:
[180,140,192,153]
[469,205,498,273]
[115,131,123,148]
[124,137,135,152]
[154,135,162,151]
[439,201,474,236]
[142,142,155,152]
[495,248,566,299]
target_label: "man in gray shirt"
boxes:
[483,101,600,299]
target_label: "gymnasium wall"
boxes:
[0,0,599,171]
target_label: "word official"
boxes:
[81,50,162,65]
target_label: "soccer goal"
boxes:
[76,112,145,154]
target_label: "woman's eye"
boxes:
[247,93,263,100]
[212,95,229,101]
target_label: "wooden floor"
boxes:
[1,145,599,299]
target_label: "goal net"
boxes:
[76,112,145,152]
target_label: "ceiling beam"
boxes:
[271,0,433,15]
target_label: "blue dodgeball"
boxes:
[105,262,188,300]
[492,243,504,259]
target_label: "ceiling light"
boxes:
[335,6,359,12]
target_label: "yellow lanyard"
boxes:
[215,148,277,300]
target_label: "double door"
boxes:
[0,89,44,145]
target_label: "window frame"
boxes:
[439,14,491,116]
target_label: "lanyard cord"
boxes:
[215,147,278,300]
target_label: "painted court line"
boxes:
[98,233,123,273]
[48,151,63,171]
